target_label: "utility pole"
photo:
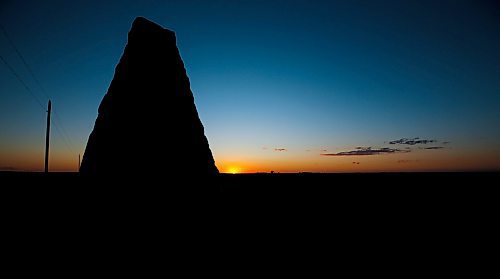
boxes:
[78,154,81,171]
[44,100,51,173]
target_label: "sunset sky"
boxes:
[1,0,499,173]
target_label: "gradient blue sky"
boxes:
[1,0,499,172]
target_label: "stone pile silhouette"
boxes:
[80,17,218,176]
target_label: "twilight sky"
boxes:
[1,0,499,172]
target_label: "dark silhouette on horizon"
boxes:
[80,17,218,176]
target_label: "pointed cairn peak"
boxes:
[80,17,218,178]
[131,17,171,32]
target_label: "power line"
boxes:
[51,105,76,151]
[1,23,77,154]
[0,54,45,109]
[52,107,76,154]
[0,23,51,101]
[1,53,77,154]
[52,119,74,153]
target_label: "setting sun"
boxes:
[226,166,241,174]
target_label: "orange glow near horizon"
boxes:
[2,147,500,173]
[217,161,260,174]
[212,147,500,174]
[226,166,241,174]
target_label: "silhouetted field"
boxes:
[1,171,497,192]
[217,172,498,191]
[2,172,497,224]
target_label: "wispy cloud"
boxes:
[389,138,436,145]
[274,148,287,152]
[389,137,450,150]
[321,147,410,156]
[423,146,444,150]
[322,137,449,157]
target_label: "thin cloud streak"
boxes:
[389,138,436,145]
[321,147,410,156]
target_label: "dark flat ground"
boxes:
[1,171,497,181]
[1,172,496,268]
[2,172,497,212]
[1,172,497,235]
[1,171,497,190]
